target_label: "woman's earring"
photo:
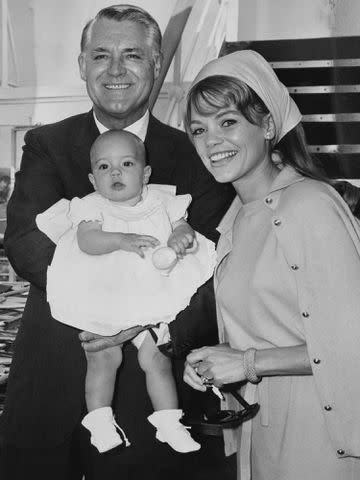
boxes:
[265,132,272,140]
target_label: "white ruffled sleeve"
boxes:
[36,198,72,244]
[68,196,103,227]
[36,196,103,244]
[169,194,192,223]
[169,195,192,224]
[148,184,192,224]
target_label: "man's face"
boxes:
[79,18,162,128]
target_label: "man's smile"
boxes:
[104,83,131,90]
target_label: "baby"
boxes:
[36,130,216,454]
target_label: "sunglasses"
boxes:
[181,387,260,436]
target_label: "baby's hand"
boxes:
[119,233,160,258]
[167,223,195,258]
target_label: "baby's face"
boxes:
[89,135,150,205]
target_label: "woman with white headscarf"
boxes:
[181,50,360,480]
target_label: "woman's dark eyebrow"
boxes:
[214,109,239,119]
[190,108,239,125]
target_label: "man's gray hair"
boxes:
[80,4,162,55]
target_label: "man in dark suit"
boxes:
[0,5,235,480]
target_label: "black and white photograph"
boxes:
[0,1,360,479]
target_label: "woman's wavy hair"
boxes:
[185,75,360,216]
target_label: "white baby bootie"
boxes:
[148,409,200,453]
[81,407,131,453]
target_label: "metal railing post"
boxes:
[149,0,195,110]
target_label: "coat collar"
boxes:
[71,110,99,178]
[217,165,305,236]
[268,164,304,194]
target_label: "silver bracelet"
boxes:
[243,348,262,384]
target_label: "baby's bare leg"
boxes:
[137,331,178,410]
[85,346,123,411]
[138,332,201,453]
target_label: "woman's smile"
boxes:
[189,105,279,202]
[209,150,238,165]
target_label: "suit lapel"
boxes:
[145,115,177,184]
[72,110,100,178]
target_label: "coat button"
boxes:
[302,311,309,318]
[324,405,332,411]
[291,264,299,270]
[313,358,321,364]
[273,219,281,226]
[337,449,345,455]
[265,197,273,204]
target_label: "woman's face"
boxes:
[189,103,270,187]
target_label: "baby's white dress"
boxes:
[36,185,216,336]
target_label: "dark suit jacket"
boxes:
[2,111,234,450]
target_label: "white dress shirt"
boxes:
[93,110,149,141]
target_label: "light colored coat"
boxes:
[215,166,360,479]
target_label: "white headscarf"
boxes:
[190,50,302,144]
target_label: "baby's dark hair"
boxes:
[90,130,147,170]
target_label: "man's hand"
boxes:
[79,325,156,352]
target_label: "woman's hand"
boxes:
[183,361,207,392]
[184,344,246,389]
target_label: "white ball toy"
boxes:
[152,247,178,276]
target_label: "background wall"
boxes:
[237,0,360,41]
[11,0,360,95]
[0,0,179,175]
[30,0,178,88]
[1,0,177,89]
[1,0,360,174]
